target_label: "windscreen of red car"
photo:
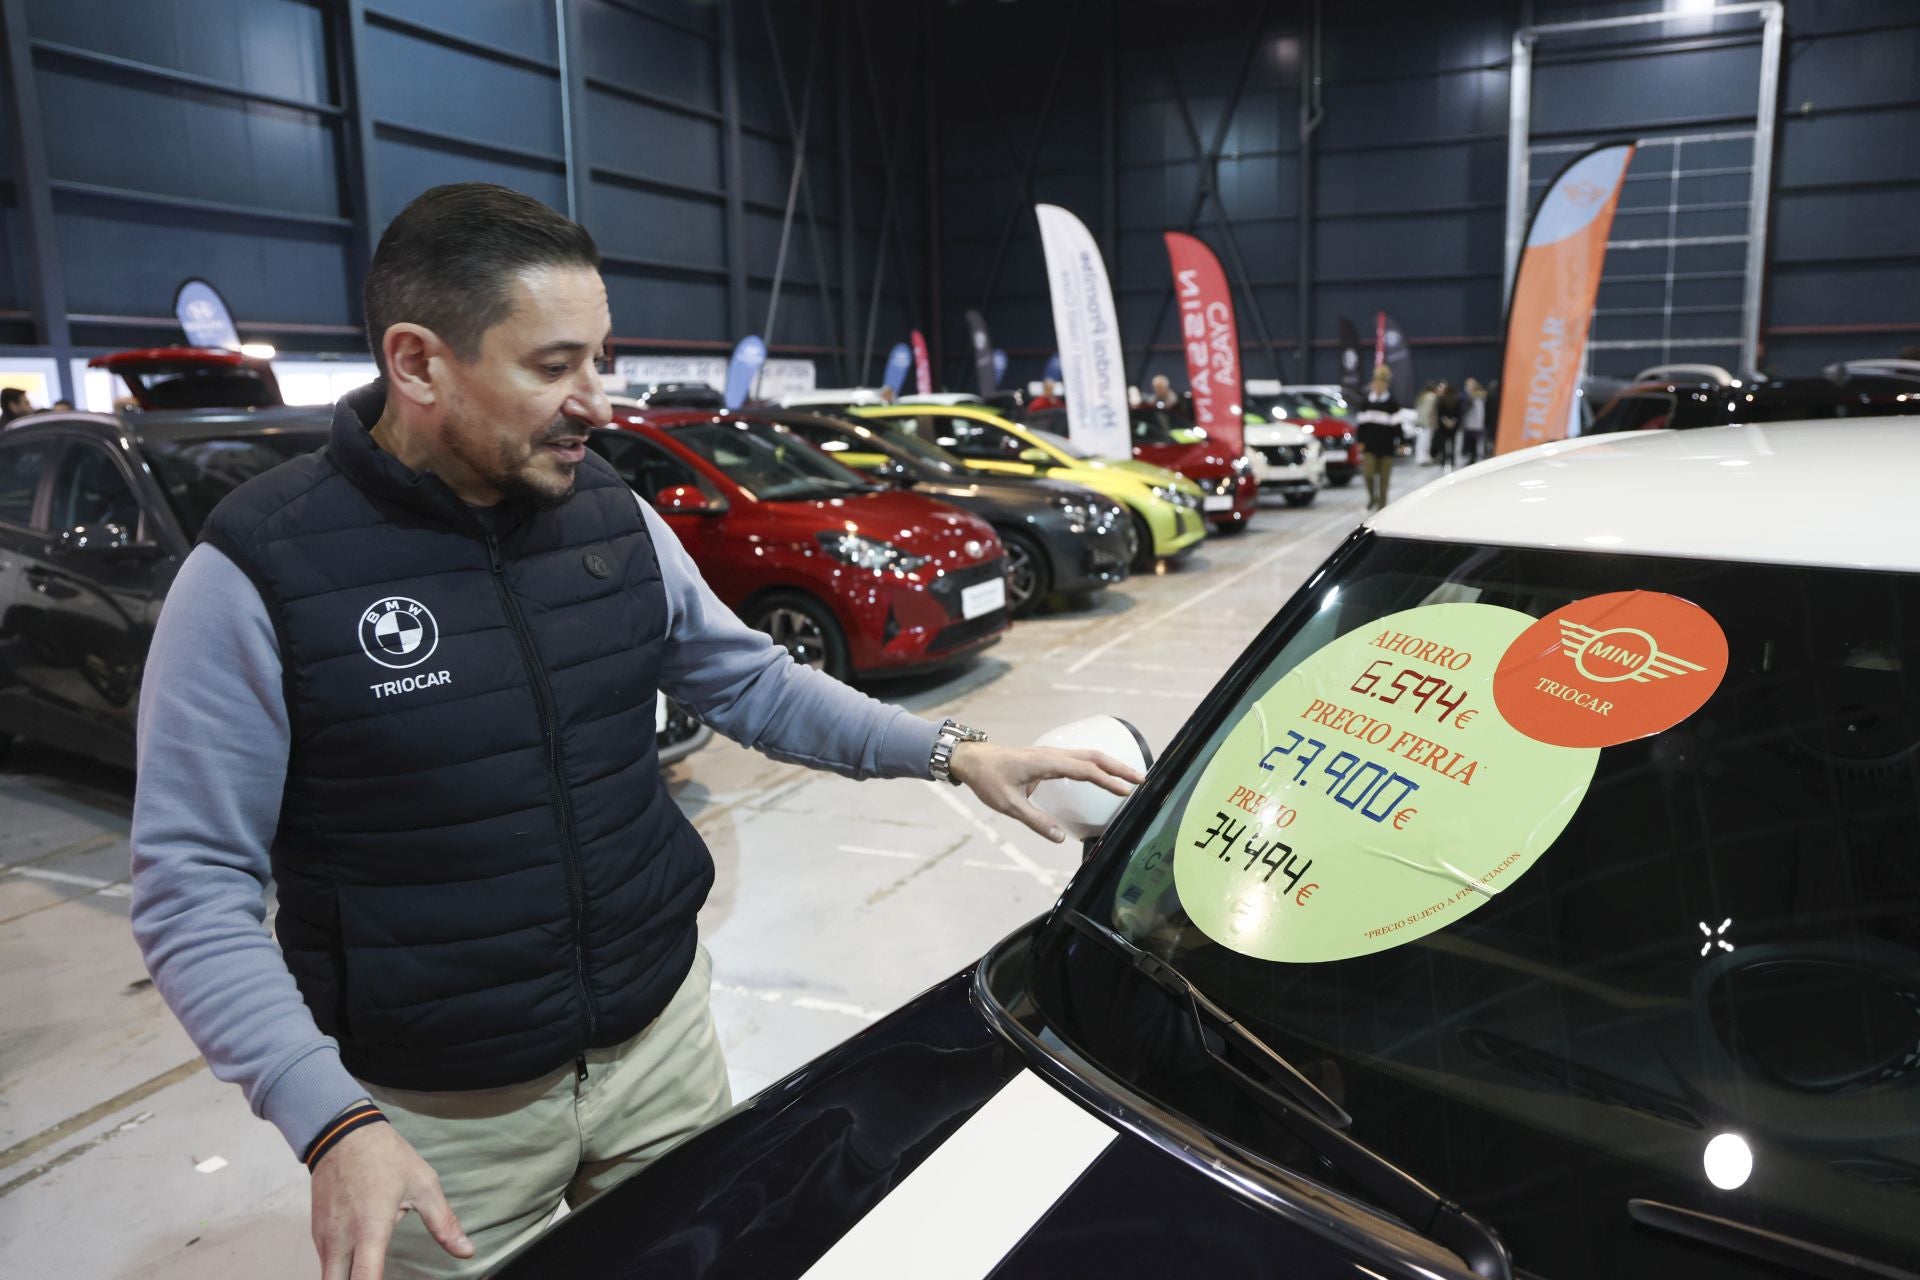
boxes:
[1034,533,1920,1280]
[671,419,878,501]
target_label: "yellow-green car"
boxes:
[851,404,1207,570]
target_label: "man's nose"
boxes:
[567,366,612,429]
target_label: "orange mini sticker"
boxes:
[1493,591,1729,748]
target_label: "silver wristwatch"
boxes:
[929,718,988,785]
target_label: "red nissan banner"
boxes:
[1163,231,1243,457]
[1495,141,1636,455]
[909,329,933,395]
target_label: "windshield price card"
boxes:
[1175,603,1601,963]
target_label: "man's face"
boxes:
[438,265,612,508]
[1151,376,1172,397]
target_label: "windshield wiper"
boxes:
[1629,1200,1920,1280]
[1059,910,1512,1280]
[1062,909,1351,1128]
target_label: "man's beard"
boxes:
[449,415,583,511]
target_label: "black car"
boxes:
[0,406,711,769]
[1588,360,1920,435]
[629,381,728,410]
[495,424,1920,1280]
[770,410,1132,617]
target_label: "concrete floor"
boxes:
[0,472,1401,1276]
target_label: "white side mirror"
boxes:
[1029,715,1153,840]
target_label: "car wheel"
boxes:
[749,592,851,682]
[1128,510,1156,573]
[1284,491,1317,507]
[1328,471,1356,488]
[999,530,1051,619]
[1211,518,1250,536]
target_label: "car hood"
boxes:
[912,473,1112,515]
[757,487,1003,565]
[1133,440,1241,478]
[1078,455,1199,491]
[492,958,1408,1280]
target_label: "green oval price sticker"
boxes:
[1174,602,1600,963]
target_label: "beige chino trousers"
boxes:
[363,945,732,1279]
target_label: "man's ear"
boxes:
[383,323,442,409]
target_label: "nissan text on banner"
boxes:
[964,309,998,395]
[1495,141,1636,456]
[1163,231,1244,458]
[1035,203,1131,459]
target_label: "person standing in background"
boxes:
[1412,382,1438,463]
[1355,365,1402,512]
[1432,380,1461,472]
[1028,378,1062,413]
[1459,378,1487,464]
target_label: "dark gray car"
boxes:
[0,407,710,769]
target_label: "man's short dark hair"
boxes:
[0,388,25,409]
[363,183,600,377]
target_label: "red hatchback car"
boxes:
[1027,403,1258,532]
[590,408,1011,682]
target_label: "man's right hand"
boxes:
[312,1120,473,1280]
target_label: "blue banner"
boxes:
[882,342,913,394]
[992,348,1008,383]
[723,335,767,409]
[174,278,239,350]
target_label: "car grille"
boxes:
[928,556,1009,620]
[1258,444,1305,467]
[929,611,1007,655]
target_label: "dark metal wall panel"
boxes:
[0,0,920,379]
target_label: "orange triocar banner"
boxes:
[1494,142,1636,456]
[1163,231,1244,458]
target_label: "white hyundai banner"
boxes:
[1035,203,1131,459]
[613,355,815,402]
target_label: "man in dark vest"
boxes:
[129,183,1140,1280]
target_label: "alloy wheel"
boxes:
[761,607,828,669]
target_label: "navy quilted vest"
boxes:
[200,383,713,1090]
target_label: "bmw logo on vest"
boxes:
[358,596,440,669]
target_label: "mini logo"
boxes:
[584,552,611,579]
[1558,622,1705,684]
[1494,590,1729,749]
[358,596,439,670]
[1564,180,1605,208]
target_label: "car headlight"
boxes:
[815,531,928,572]
[1230,454,1253,476]
[1050,493,1096,524]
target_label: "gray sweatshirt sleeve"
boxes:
[637,495,942,780]
[129,544,367,1156]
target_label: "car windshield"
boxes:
[1132,407,1206,446]
[1035,531,1920,1279]
[671,418,875,501]
[144,430,326,538]
[1030,428,1089,460]
[858,422,965,474]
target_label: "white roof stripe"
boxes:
[1367,419,1920,573]
[800,1070,1115,1279]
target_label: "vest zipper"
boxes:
[484,531,599,1049]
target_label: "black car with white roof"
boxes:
[495,419,1920,1280]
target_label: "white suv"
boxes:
[1241,418,1328,506]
